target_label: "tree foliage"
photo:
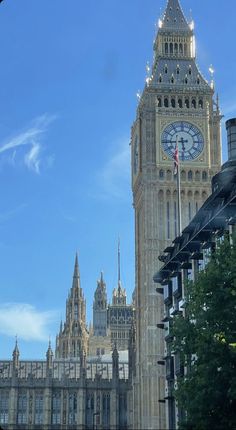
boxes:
[172,235,236,430]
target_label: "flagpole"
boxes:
[176,135,182,235]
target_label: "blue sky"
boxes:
[0,0,236,359]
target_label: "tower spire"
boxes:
[118,238,121,288]
[72,251,81,291]
[161,0,190,32]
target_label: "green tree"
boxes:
[172,236,236,430]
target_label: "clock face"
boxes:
[161,121,204,161]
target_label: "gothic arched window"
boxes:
[192,99,196,109]
[185,98,189,108]
[159,170,164,180]
[179,43,183,54]
[164,98,169,108]
[171,98,175,108]
[157,97,162,107]
[195,171,200,181]
[202,171,208,182]
[165,43,168,54]
[188,170,193,181]
[199,99,203,109]
[178,98,183,108]
[170,43,173,54]
[181,170,186,181]
[174,43,178,54]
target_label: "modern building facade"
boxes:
[131,0,222,428]
[154,118,236,428]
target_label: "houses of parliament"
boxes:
[0,0,223,429]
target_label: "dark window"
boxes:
[199,99,203,108]
[178,98,182,108]
[188,171,193,181]
[164,98,169,108]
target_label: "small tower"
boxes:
[112,343,119,381]
[12,338,20,371]
[108,240,135,350]
[55,253,89,359]
[46,340,53,370]
[112,240,127,306]
[93,272,108,337]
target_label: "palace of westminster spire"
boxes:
[55,244,134,359]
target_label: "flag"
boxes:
[174,138,179,176]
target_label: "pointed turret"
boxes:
[72,252,81,291]
[93,271,108,336]
[12,337,20,370]
[161,0,190,32]
[112,343,119,381]
[55,254,88,359]
[112,240,127,306]
[46,340,53,370]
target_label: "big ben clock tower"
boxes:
[131,0,222,429]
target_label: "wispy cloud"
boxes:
[0,113,56,174]
[0,303,57,342]
[97,136,131,199]
[0,204,27,224]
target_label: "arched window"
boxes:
[185,75,188,84]
[185,98,189,108]
[171,98,175,108]
[188,170,193,181]
[159,74,162,83]
[159,170,164,180]
[184,43,187,55]
[171,75,174,84]
[164,98,169,108]
[202,171,208,182]
[199,99,203,109]
[174,43,178,54]
[197,75,200,84]
[195,171,200,181]
[192,99,196,109]
[178,98,183,108]
[157,97,162,107]
[181,170,186,181]
[167,170,172,181]
[176,65,180,75]
[179,43,183,54]
[189,66,192,75]
[165,43,168,54]
[164,64,168,74]
[170,43,173,54]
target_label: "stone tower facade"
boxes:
[55,254,89,359]
[93,272,108,337]
[131,0,222,428]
